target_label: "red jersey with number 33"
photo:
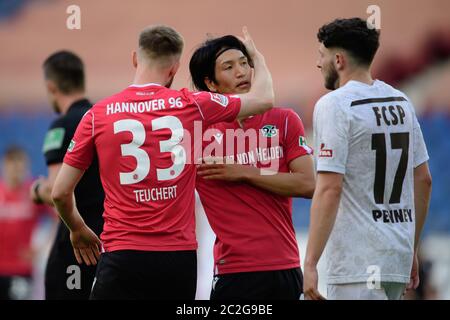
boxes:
[64,83,241,252]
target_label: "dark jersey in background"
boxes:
[43,98,104,299]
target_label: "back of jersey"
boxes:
[64,83,241,253]
[313,79,429,284]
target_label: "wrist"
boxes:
[67,218,86,233]
[304,258,318,269]
[242,166,259,182]
[33,182,44,204]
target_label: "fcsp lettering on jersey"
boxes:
[372,105,406,126]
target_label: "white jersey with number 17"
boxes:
[313,79,429,284]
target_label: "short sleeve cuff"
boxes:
[414,155,429,169]
[316,163,346,174]
[63,156,90,171]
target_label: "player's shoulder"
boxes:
[87,89,132,117]
[93,89,126,108]
[266,106,303,121]
[48,113,69,130]
[270,106,294,115]
[315,90,346,113]
[179,88,237,103]
[169,87,195,100]
[375,79,410,100]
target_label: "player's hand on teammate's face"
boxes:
[197,163,258,182]
[237,26,257,59]
[303,265,326,300]
[70,224,102,266]
[407,252,420,290]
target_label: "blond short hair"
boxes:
[138,25,184,64]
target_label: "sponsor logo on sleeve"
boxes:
[318,143,333,157]
[67,139,76,152]
[299,136,307,146]
[42,127,65,153]
[261,125,278,138]
[209,93,229,107]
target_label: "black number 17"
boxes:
[371,132,409,204]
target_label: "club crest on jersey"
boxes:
[209,93,229,107]
[261,125,278,138]
[319,143,333,157]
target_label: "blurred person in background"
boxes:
[30,51,105,299]
[0,146,50,300]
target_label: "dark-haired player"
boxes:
[303,18,432,300]
[31,51,104,299]
[190,35,315,300]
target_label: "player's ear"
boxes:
[132,51,138,68]
[169,60,180,78]
[46,80,58,95]
[204,77,217,92]
[335,52,346,71]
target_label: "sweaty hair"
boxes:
[189,35,253,91]
[138,25,184,63]
[43,51,85,94]
[317,17,380,66]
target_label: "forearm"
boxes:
[53,193,85,232]
[304,187,341,267]
[246,169,314,198]
[252,52,273,104]
[414,180,432,251]
[239,52,273,116]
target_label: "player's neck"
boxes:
[133,68,167,87]
[58,93,86,114]
[339,68,374,88]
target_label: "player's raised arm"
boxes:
[236,27,274,118]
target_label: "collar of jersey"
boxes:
[347,79,380,88]
[129,83,162,88]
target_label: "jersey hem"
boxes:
[104,243,198,252]
[327,274,410,284]
[216,261,300,275]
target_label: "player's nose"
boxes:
[235,65,247,77]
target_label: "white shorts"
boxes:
[327,282,406,300]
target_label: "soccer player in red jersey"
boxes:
[51,25,275,299]
[0,146,50,299]
[190,35,315,299]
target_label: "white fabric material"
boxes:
[313,80,429,284]
[327,282,406,300]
